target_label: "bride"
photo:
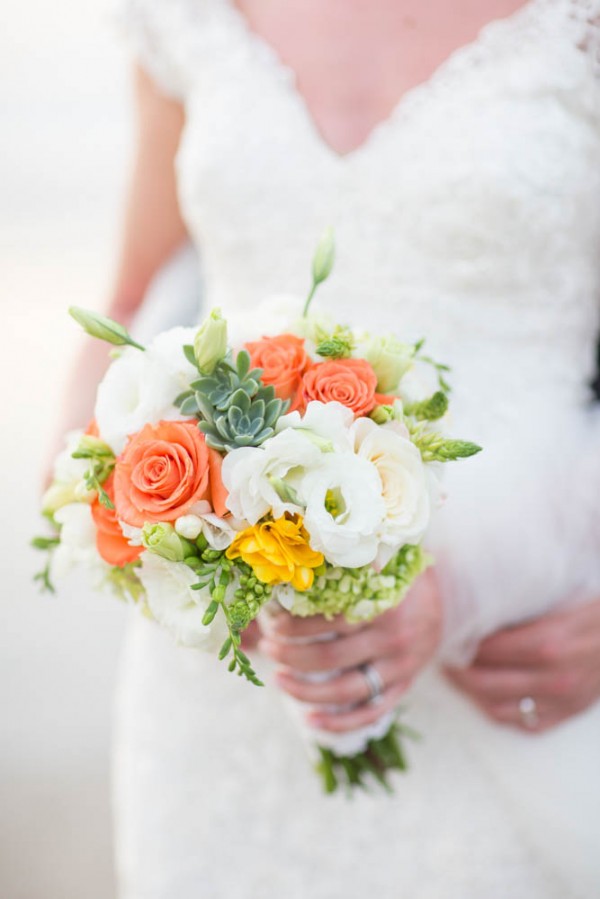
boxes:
[61,0,600,894]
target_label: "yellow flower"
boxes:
[226,515,324,592]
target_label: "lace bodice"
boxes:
[110,0,600,659]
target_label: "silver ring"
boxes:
[360,663,385,704]
[518,696,539,729]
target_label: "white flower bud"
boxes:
[193,308,228,374]
[175,514,204,540]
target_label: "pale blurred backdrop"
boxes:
[2,3,137,896]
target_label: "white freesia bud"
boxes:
[175,514,204,540]
[193,308,228,374]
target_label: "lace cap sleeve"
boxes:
[109,0,189,100]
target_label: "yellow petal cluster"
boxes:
[226,515,324,592]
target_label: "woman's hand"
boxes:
[445,598,600,732]
[258,569,442,733]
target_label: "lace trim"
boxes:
[212,0,559,164]
[570,0,600,72]
[109,0,600,105]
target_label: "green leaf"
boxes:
[31,536,60,550]
[316,747,339,794]
[236,350,251,379]
[179,396,200,416]
[174,389,194,407]
[183,344,199,368]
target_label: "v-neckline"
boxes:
[221,0,542,163]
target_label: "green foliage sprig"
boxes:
[71,438,116,509]
[187,536,270,686]
[31,535,60,593]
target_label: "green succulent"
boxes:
[198,388,286,451]
[174,350,288,452]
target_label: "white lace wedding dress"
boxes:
[109,1,600,895]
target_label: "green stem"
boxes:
[302,281,318,318]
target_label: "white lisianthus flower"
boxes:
[277,401,354,452]
[351,418,431,568]
[137,551,228,650]
[221,429,322,524]
[302,455,386,567]
[95,326,198,454]
[50,503,109,585]
[42,430,91,514]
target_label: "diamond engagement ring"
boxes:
[360,663,385,704]
[518,696,540,729]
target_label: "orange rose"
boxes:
[300,358,379,417]
[113,420,214,527]
[245,334,312,412]
[91,473,142,567]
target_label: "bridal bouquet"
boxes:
[34,232,481,793]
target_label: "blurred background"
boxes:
[2,2,135,895]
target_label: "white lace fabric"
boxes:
[108,1,600,895]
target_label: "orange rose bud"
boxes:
[113,420,212,527]
[91,473,142,567]
[245,334,312,412]
[300,358,379,417]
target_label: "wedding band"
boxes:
[360,663,384,703]
[518,696,539,729]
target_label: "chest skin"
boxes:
[232,0,533,156]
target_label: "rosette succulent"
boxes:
[175,350,289,452]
